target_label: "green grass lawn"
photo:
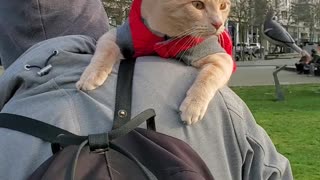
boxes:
[231,84,320,180]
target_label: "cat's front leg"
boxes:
[76,28,121,91]
[179,53,233,125]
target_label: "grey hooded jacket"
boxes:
[0,35,293,180]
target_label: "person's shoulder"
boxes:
[215,87,260,137]
[216,87,293,179]
[216,87,249,119]
[45,35,97,47]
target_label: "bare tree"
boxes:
[231,0,272,42]
[231,0,251,43]
[252,0,272,43]
[291,0,320,42]
[230,0,272,59]
[103,0,132,26]
[230,0,251,60]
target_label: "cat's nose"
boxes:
[212,22,222,30]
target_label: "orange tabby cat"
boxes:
[76,0,233,125]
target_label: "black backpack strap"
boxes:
[0,58,156,146]
[0,113,78,142]
[113,58,156,131]
[0,109,156,150]
[0,113,87,153]
[113,58,136,129]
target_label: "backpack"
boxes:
[0,58,214,180]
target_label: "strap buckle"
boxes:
[88,133,110,153]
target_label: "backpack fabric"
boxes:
[0,59,214,180]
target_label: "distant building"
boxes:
[229,0,320,53]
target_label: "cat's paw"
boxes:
[76,70,109,91]
[179,95,209,125]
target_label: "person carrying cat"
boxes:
[0,0,293,179]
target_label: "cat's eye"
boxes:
[192,1,205,10]
[220,3,227,10]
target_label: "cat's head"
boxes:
[141,0,231,38]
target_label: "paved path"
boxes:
[236,58,298,66]
[1,58,319,86]
[229,58,320,86]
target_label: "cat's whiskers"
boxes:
[154,28,197,58]
[173,27,199,38]
[155,27,198,48]
[155,26,212,59]
[175,33,196,63]
[166,30,203,59]
[179,33,201,65]
[157,28,200,57]
[176,32,202,64]
[189,34,203,64]
[157,26,208,47]
[191,34,207,64]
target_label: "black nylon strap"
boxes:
[0,109,156,145]
[113,59,156,131]
[0,58,156,147]
[109,109,155,139]
[0,109,156,154]
[0,113,77,142]
[113,59,136,129]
